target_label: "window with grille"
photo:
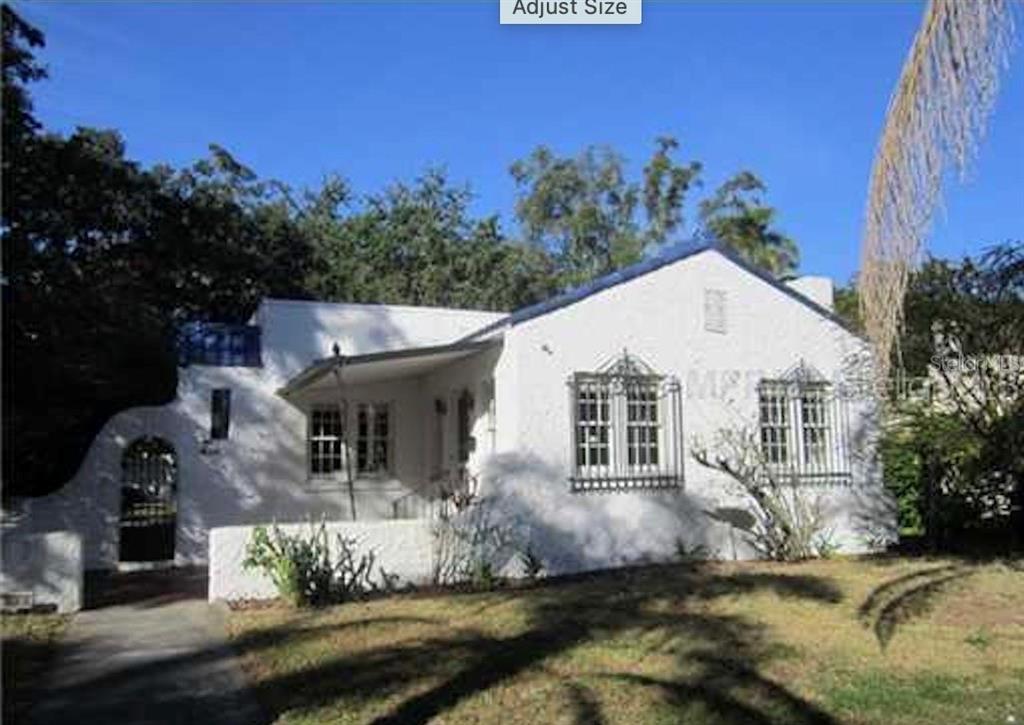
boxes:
[800,387,830,467]
[576,382,611,470]
[210,388,231,440]
[626,382,659,468]
[357,403,392,475]
[758,385,790,464]
[309,407,344,476]
[569,351,683,492]
[757,367,851,483]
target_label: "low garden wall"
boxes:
[0,530,84,613]
[207,519,435,602]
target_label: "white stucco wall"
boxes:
[208,519,435,602]
[254,298,505,382]
[785,276,835,312]
[16,301,504,570]
[1,530,83,613]
[15,251,893,575]
[477,249,891,573]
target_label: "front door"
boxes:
[119,437,177,563]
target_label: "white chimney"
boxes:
[785,276,834,312]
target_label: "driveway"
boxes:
[30,569,266,725]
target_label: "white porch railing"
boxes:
[391,469,479,520]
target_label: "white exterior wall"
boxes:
[420,345,503,482]
[1,530,83,613]
[13,253,893,576]
[208,520,435,602]
[255,299,505,381]
[785,276,835,311]
[478,250,889,574]
[13,302,504,570]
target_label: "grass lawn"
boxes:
[1,612,69,723]
[227,557,1024,724]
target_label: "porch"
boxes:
[277,338,500,521]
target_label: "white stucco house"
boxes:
[10,242,894,578]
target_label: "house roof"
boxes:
[461,240,863,341]
[278,338,498,398]
[279,239,863,398]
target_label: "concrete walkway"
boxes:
[31,572,266,725]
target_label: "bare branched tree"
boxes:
[860,0,1015,386]
[692,427,831,562]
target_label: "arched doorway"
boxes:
[119,437,177,563]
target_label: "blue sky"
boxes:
[15,1,1024,284]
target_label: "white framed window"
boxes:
[569,351,683,492]
[758,384,790,465]
[575,382,611,471]
[625,381,660,469]
[308,407,344,477]
[800,386,830,467]
[757,366,850,482]
[356,403,393,475]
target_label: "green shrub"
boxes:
[243,521,382,607]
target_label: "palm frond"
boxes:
[860,0,1015,386]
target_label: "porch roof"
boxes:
[277,338,499,397]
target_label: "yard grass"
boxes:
[226,557,1024,724]
[1,612,69,723]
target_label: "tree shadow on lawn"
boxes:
[856,563,975,649]
[238,563,843,725]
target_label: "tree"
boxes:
[1,4,46,146]
[880,242,1024,550]
[1,7,319,496]
[698,171,798,277]
[511,145,641,288]
[859,0,1015,385]
[306,169,558,311]
[642,136,702,246]
[691,425,831,561]
[511,138,703,288]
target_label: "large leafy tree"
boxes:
[511,145,641,287]
[511,140,796,287]
[698,171,798,278]
[306,169,557,311]
[2,6,554,497]
[1,8,312,497]
[510,138,702,288]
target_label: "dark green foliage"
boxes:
[833,281,862,332]
[698,171,798,278]
[511,144,643,288]
[305,169,558,311]
[877,242,1024,549]
[642,136,702,246]
[2,5,801,499]
[510,137,711,288]
[1,4,46,146]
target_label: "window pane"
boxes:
[309,407,343,475]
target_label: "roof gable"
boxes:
[462,240,862,340]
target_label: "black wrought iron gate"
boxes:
[119,437,177,562]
